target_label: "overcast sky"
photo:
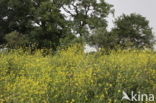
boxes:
[107,0,156,34]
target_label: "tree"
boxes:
[0,0,68,50]
[112,13,155,49]
[0,0,9,44]
[0,0,33,43]
[29,0,68,49]
[61,0,113,39]
[0,0,114,49]
[89,28,118,50]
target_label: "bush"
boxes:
[0,45,156,103]
[4,31,29,48]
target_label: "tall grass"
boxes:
[0,45,156,103]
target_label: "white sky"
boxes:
[107,0,156,34]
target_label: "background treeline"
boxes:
[0,0,155,50]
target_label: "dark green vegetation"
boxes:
[0,0,155,50]
[112,14,155,49]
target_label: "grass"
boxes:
[0,45,156,103]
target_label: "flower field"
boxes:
[0,45,156,103]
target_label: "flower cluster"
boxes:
[0,45,156,103]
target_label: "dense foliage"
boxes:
[0,0,70,49]
[1,0,154,50]
[0,0,114,49]
[61,0,113,37]
[112,13,154,49]
[0,45,156,103]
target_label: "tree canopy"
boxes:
[0,0,68,49]
[112,13,155,49]
[0,0,155,50]
[61,0,113,38]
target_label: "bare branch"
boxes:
[62,6,75,17]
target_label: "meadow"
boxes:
[0,45,156,103]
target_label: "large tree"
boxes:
[0,0,68,49]
[0,0,114,49]
[29,0,68,49]
[112,13,155,49]
[0,0,33,44]
[61,0,113,39]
